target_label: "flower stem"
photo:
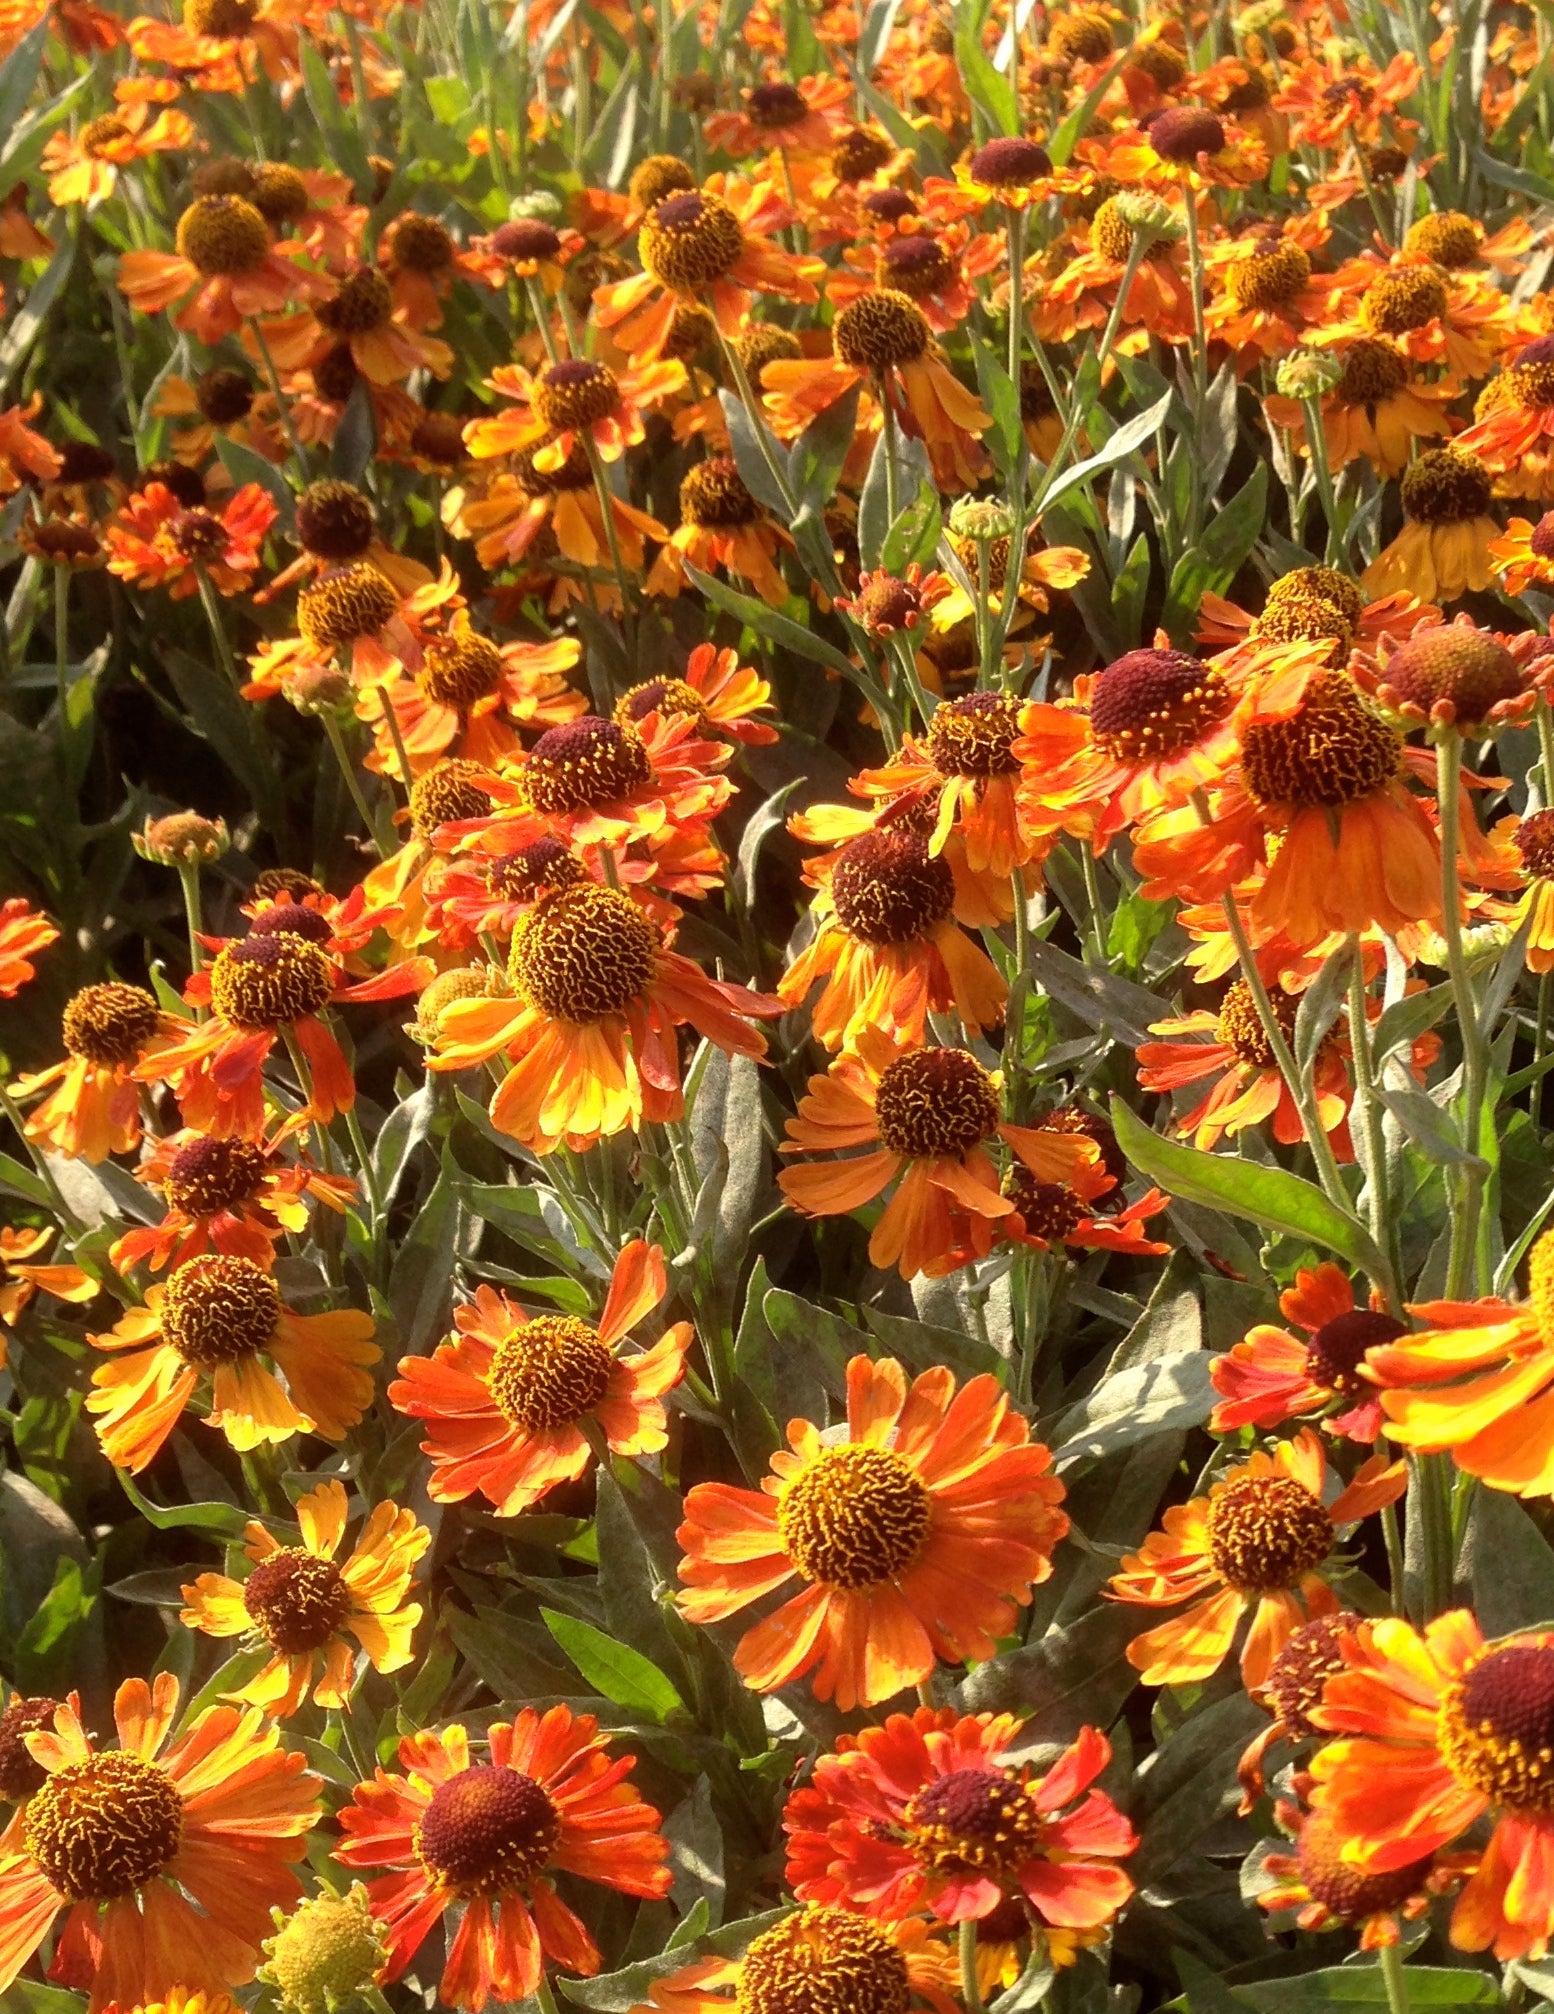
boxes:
[958,1918,984,2014]
[320,707,384,850]
[194,564,242,691]
[377,686,417,794]
[246,316,308,478]
[583,435,638,633]
[524,274,562,365]
[1378,1939,1411,2014]
[1005,203,1026,383]
[177,863,207,1015]
[1436,730,1492,1297]
[1347,933,1393,1273]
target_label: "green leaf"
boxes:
[116,1468,249,1539]
[954,2,1018,134]
[299,36,374,193]
[390,1154,467,1350]
[787,387,859,518]
[1111,1096,1388,1277]
[970,329,1023,476]
[1371,981,1453,1063]
[540,1608,686,1721]
[1039,390,1173,512]
[1195,1967,1503,2010]
[0,239,75,398]
[1463,1486,1554,1635]
[1161,464,1267,640]
[683,564,859,680]
[214,435,296,530]
[881,480,942,577]
[857,426,932,570]
[331,376,379,485]
[720,390,793,521]
[1048,1352,1214,1468]
[1045,49,1131,164]
[1022,937,1165,1048]
[0,17,48,151]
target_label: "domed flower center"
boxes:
[968,137,1052,188]
[0,1695,64,1803]
[184,0,258,36]
[416,1765,562,1892]
[1090,198,1136,264]
[169,508,229,562]
[1296,1810,1433,1918]
[387,212,455,274]
[1048,10,1113,61]
[513,441,595,496]
[1148,107,1225,163]
[243,1547,351,1653]
[408,760,497,839]
[1087,647,1231,763]
[248,900,333,946]
[297,563,399,651]
[1531,512,1554,562]
[1263,1609,1361,1737]
[81,113,132,155]
[736,322,801,376]
[832,128,894,183]
[1218,67,1271,111]
[854,575,923,635]
[61,982,160,1066]
[491,218,563,262]
[248,165,307,230]
[209,932,334,1029]
[1215,976,1297,1068]
[879,234,956,298]
[1379,626,1522,726]
[1400,447,1494,526]
[32,520,102,564]
[1441,1641,1554,1810]
[1305,1309,1405,1394]
[1361,265,1448,335]
[1504,360,1554,413]
[1240,673,1402,810]
[410,411,467,467]
[833,290,931,371]
[318,268,394,336]
[1253,567,1362,659]
[487,1315,615,1430]
[1403,210,1479,269]
[255,867,324,905]
[640,192,745,290]
[411,967,501,1040]
[1130,40,1186,84]
[532,359,621,434]
[1226,241,1311,311]
[489,838,586,901]
[904,1766,1044,1873]
[175,195,269,277]
[296,479,376,561]
[165,1134,267,1216]
[830,829,955,945]
[418,634,505,711]
[161,1253,282,1367]
[615,678,709,729]
[863,188,918,223]
[874,1049,1000,1159]
[1517,809,1554,882]
[925,691,1021,777]
[1003,1167,1086,1241]
[1528,1229,1554,1349]
[509,884,659,1022]
[1334,339,1409,407]
[25,1753,183,1903]
[629,153,698,211]
[312,343,361,405]
[777,1444,931,1588]
[737,1908,912,2014]
[749,80,808,125]
[194,368,255,427]
[522,716,652,814]
[1205,1472,1333,1593]
[679,456,761,529]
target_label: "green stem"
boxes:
[583,435,637,632]
[958,1917,984,2014]
[246,316,308,477]
[1005,202,1026,383]
[1436,731,1491,1297]
[177,863,207,1013]
[1378,1940,1410,2014]
[321,708,384,849]
[715,324,801,521]
[53,561,69,729]
[524,274,562,365]
[1301,393,1343,563]
[377,686,417,794]
[1346,934,1392,1273]
[194,564,242,690]
[1032,234,1147,511]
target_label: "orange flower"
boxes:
[465,355,686,470]
[0,398,62,495]
[0,898,57,996]
[362,626,585,778]
[86,1253,378,1472]
[626,1909,958,2014]
[333,1709,670,2010]
[42,94,193,207]
[1315,257,1515,383]
[1209,1263,1396,1442]
[779,1031,1099,1278]
[0,1224,95,1331]
[104,481,276,599]
[999,1137,1171,1261]
[646,453,795,607]
[110,1126,354,1274]
[1256,1798,1470,1949]
[1264,339,1458,478]
[180,1478,428,1715]
[676,1353,1069,1709]
[0,1673,317,2014]
[14,982,178,1164]
[428,883,782,1152]
[1506,809,1554,972]
[1454,337,1554,498]
[704,75,851,157]
[1363,446,1503,605]
[1108,1429,1405,1688]
[1489,510,1554,595]
[450,444,668,604]
[389,1240,692,1513]
[614,642,778,746]
[261,263,454,387]
[1309,1609,1554,1960]
[118,195,330,345]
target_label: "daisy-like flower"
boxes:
[0,1225,95,1335]
[86,1253,378,1472]
[1308,1608,1554,1959]
[835,564,954,639]
[778,1031,1099,1279]
[929,136,1055,217]
[429,883,782,1152]
[646,453,795,607]
[180,1477,428,1715]
[1255,1798,1470,1949]
[676,1352,1070,1710]
[1503,808,1554,972]
[829,221,1004,336]
[464,354,686,471]
[998,1129,1171,1261]
[247,558,463,696]
[1488,508,1554,594]
[1034,196,1195,350]
[41,86,193,207]
[259,475,433,604]
[389,1240,692,1514]
[1137,975,1353,1154]
[1235,1608,1364,1812]
[1454,336,1554,499]
[1364,446,1503,604]
[1354,621,1532,737]
[1366,1226,1554,1494]
[452,443,668,605]
[364,625,586,778]
[785,1708,1135,1935]
[1263,338,1458,478]
[613,642,778,747]
[152,365,283,468]
[762,288,990,491]
[375,210,490,329]
[0,1673,318,2013]
[593,179,822,361]
[0,897,57,996]
[104,481,276,599]
[267,263,454,388]
[1104,106,1268,189]
[1204,223,1343,367]
[1107,1428,1405,1689]
[118,194,330,346]
[779,827,1007,1051]
[0,398,62,496]
[704,75,851,157]
[1209,1262,1400,1442]
[332,1709,670,2011]
[1317,258,1514,384]
[627,1906,957,2014]
[15,982,178,1164]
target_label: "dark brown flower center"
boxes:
[1441,1642,1554,1811]
[1087,647,1231,762]
[522,716,652,813]
[833,290,930,370]
[874,1049,1000,1158]
[417,1765,562,1892]
[409,760,497,838]
[209,933,334,1029]
[243,1547,351,1652]
[165,1134,267,1216]
[830,829,955,944]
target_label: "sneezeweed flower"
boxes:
[464,354,687,471]
[103,481,276,598]
[86,1252,378,1472]
[389,1240,691,1513]
[0,398,63,495]
[0,1673,318,2012]
[1108,1429,1405,1688]
[332,1709,671,2010]
[647,453,795,606]
[677,1352,1069,1709]
[258,1881,387,2014]
[428,883,782,1152]
[111,1126,353,1274]
[1355,621,1531,736]
[1254,1800,1469,1949]
[835,564,954,638]
[15,982,176,1163]
[1236,1608,1363,1811]
[0,1226,94,1343]
[1263,338,1458,477]
[779,827,1007,1051]
[42,92,193,207]
[1455,338,1554,499]
[703,75,850,157]
[1489,508,1554,594]
[1210,1262,1400,1442]
[999,1150,1171,1261]
[778,1031,1100,1278]
[179,1478,428,1715]
[1137,977,1352,1154]
[1507,810,1554,972]
[1106,105,1268,187]
[118,194,330,344]
[293,263,454,386]
[452,442,668,600]
[366,625,586,777]
[1309,1608,1554,1959]
[1367,1227,1554,1494]
[627,1907,957,2014]
[612,642,778,746]
[261,476,432,602]
[0,896,57,996]
[1363,446,1502,604]
[783,1710,1135,1933]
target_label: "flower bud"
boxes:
[282,663,355,716]
[948,496,1016,542]
[1275,350,1345,400]
[259,1881,387,2014]
[134,813,231,866]
[507,189,563,222]
[1113,190,1181,243]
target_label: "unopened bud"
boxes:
[1275,350,1344,400]
[1113,190,1180,242]
[259,1881,387,2014]
[948,496,1015,542]
[507,189,563,223]
[283,663,355,716]
[135,812,230,866]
